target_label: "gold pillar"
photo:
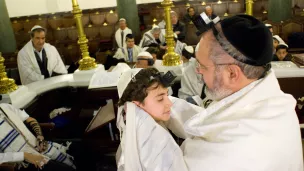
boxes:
[71,0,97,70]
[161,0,181,66]
[0,52,17,94]
[246,0,254,16]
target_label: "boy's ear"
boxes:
[132,101,141,107]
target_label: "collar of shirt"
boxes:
[33,46,45,61]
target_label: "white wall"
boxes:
[5,0,164,18]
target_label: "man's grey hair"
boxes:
[208,25,266,79]
[205,6,212,10]
[151,27,161,34]
[170,11,178,17]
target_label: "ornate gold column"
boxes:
[71,0,97,70]
[246,0,254,16]
[0,52,17,94]
[161,0,181,66]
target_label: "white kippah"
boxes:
[265,23,272,27]
[138,51,153,59]
[185,46,194,54]
[273,35,286,45]
[117,68,142,98]
[31,25,45,32]
[119,18,126,22]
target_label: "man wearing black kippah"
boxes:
[167,14,303,170]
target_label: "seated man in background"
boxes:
[265,23,273,35]
[145,46,159,61]
[171,11,186,41]
[139,26,165,49]
[273,43,293,61]
[178,44,205,105]
[272,35,285,54]
[134,52,154,69]
[183,7,197,24]
[0,103,75,170]
[18,25,67,85]
[115,18,132,49]
[114,34,142,63]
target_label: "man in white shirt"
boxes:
[114,34,142,63]
[17,25,67,85]
[115,18,132,48]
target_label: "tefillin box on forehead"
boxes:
[152,70,177,88]
[192,12,221,36]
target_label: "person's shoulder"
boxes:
[179,20,186,26]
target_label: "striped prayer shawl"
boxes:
[0,105,75,169]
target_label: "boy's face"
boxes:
[276,49,287,59]
[136,84,172,121]
[126,38,135,48]
[273,39,279,49]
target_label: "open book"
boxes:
[85,100,116,133]
[88,63,131,89]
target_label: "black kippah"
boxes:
[220,15,273,66]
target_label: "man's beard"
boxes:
[205,70,234,101]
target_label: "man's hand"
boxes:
[175,31,181,35]
[24,152,48,169]
[160,46,167,50]
[36,136,48,153]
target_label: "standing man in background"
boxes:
[115,18,132,49]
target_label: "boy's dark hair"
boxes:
[187,7,195,13]
[30,28,46,38]
[276,44,288,52]
[118,68,165,106]
[146,47,159,55]
[126,34,134,41]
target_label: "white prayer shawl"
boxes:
[175,41,186,56]
[116,99,200,171]
[179,70,303,171]
[17,40,67,85]
[139,30,165,48]
[158,20,166,29]
[115,28,132,48]
[113,45,142,62]
[178,60,204,102]
[0,104,75,169]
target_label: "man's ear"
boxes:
[227,64,241,84]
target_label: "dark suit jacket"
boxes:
[173,20,186,41]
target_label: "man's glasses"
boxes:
[195,59,235,72]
